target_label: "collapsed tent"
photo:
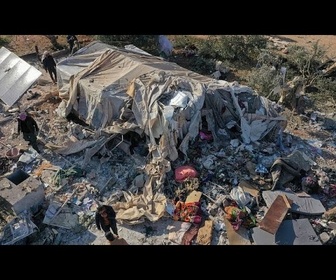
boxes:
[56,41,286,223]
[57,41,212,160]
[57,40,285,158]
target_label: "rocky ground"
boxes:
[1,35,336,246]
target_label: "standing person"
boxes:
[67,35,78,55]
[95,205,119,242]
[41,51,57,84]
[17,112,40,153]
[158,35,173,59]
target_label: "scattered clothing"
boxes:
[173,200,202,224]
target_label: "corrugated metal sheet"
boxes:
[0,47,42,107]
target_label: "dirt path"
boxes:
[273,35,336,58]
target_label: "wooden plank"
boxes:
[223,217,251,245]
[196,219,213,245]
[186,190,202,203]
[259,195,292,235]
[281,194,291,208]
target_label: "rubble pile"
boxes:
[1,42,336,245]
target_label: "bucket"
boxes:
[5,147,20,159]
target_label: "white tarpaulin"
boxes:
[56,41,211,160]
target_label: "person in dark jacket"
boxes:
[66,35,78,55]
[41,51,57,84]
[95,205,119,242]
[17,112,40,152]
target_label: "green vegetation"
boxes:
[96,35,160,55]
[83,35,336,112]
[0,36,10,48]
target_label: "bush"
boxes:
[246,64,280,97]
[0,36,10,48]
[215,35,268,66]
[313,76,336,102]
[285,41,327,86]
[96,35,159,55]
[196,36,221,59]
[171,35,199,49]
[188,56,216,75]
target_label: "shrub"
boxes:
[285,41,327,87]
[215,35,268,66]
[96,35,159,55]
[0,36,10,48]
[246,64,280,97]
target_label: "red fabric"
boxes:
[175,166,198,182]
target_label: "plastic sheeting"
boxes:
[0,47,42,107]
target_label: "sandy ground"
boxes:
[276,35,336,59]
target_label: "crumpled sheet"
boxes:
[168,221,192,244]
[113,183,167,225]
[113,192,166,224]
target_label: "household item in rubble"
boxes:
[5,147,21,159]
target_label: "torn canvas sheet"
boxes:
[205,80,285,145]
[270,150,316,190]
[113,188,167,225]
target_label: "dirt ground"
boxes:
[0,35,94,56]
[275,35,336,59]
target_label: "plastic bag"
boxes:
[229,186,252,208]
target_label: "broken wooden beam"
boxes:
[258,194,292,235]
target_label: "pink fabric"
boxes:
[175,166,198,182]
[199,131,213,141]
